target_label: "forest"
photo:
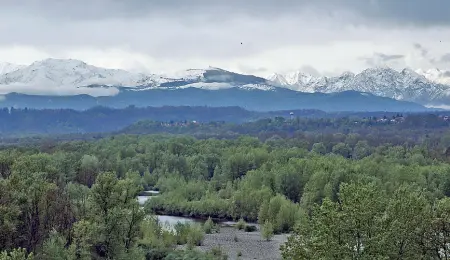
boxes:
[0,105,444,137]
[2,113,450,259]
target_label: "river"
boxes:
[137,191,202,228]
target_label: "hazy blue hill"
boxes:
[0,87,428,112]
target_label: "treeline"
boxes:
[0,106,257,136]
[2,111,450,150]
[0,105,446,137]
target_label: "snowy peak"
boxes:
[157,66,274,91]
[0,62,25,75]
[417,68,450,85]
[0,58,275,95]
[1,58,450,105]
[266,67,450,105]
[0,58,165,88]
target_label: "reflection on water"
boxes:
[137,195,151,205]
[137,191,238,230]
[157,215,200,229]
[137,190,160,205]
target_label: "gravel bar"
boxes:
[196,226,289,260]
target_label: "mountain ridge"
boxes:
[0,58,449,108]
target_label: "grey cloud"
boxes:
[2,0,450,26]
[1,0,449,73]
[362,52,405,66]
[413,43,428,57]
[441,54,450,63]
[375,53,405,61]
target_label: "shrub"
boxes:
[204,217,214,234]
[236,218,246,230]
[173,222,205,246]
[261,220,274,241]
[210,246,228,260]
[187,224,205,247]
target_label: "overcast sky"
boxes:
[1,0,450,76]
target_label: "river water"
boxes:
[137,191,239,230]
[137,191,201,228]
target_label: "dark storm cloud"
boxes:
[2,0,450,26]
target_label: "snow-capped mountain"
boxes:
[267,67,450,106]
[0,62,25,75]
[0,59,275,95]
[416,68,450,85]
[0,58,170,96]
[1,58,450,106]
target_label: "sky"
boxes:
[1,0,450,76]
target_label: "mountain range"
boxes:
[0,58,449,112]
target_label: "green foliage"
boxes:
[173,222,205,247]
[0,249,33,260]
[261,220,274,241]
[209,246,228,260]
[4,117,450,259]
[236,218,246,230]
[39,230,75,260]
[258,195,300,233]
[280,182,447,259]
[164,249,218,260]
[203,217,215,234]
[187,224,205,247]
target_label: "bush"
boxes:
[187,224,205,247]
[174,222,191,245]
[164,249,216,260]
[173,222,205,246]
[210,246,228,260]
[204,217,214,234]
[236,218,246,230]
[261,220,274,241]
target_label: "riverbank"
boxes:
[180,226,289,260]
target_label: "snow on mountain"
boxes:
[416,68,450,85]
[0,59,274,96]
[267,71,327,92]
[162,68,207,81]
[0,59,168,96]
[267,67,450,105]
[1,58,450,105]
[0,62,26,75]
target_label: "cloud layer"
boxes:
[1,0,450,76]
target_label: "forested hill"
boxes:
[0,105,442,137]
[3,112,450,154]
